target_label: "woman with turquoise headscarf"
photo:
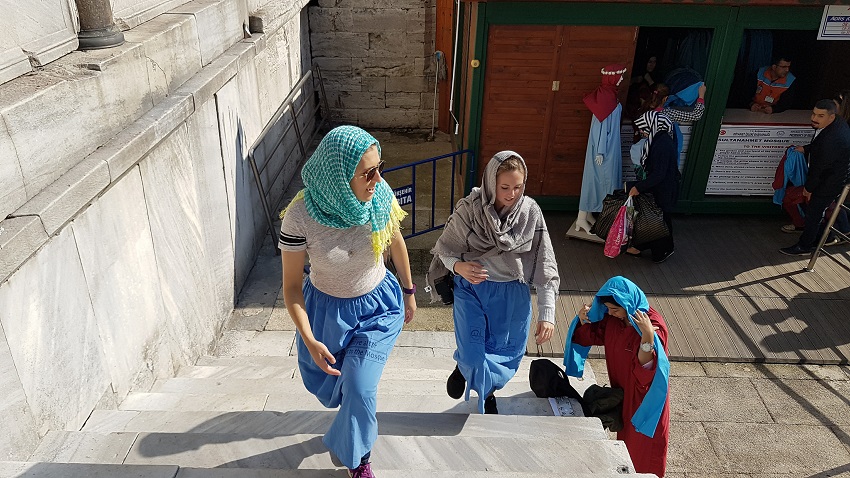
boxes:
[279,125,416,478]
[563,276,670,477]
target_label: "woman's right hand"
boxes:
[305,339,341,376]
[578,303,591,324]
[454,261,489,285]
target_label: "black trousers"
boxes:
[634,212,674,262]
[798,193,850,249]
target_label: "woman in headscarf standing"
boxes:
[564,276,670,477]
[626,110,680,264]
[279,125,416,478]
[427,151,560,414]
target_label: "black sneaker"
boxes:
[446,365,465,399]
[653,250,674,264]
[484,395,498,414]
[779,245,814,256]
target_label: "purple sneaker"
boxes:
[348,462,375,478]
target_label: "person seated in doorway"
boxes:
[750,55,796,115]
[625,55,659,119]
[780,100,850,256]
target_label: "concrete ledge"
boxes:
[0,45,154,204]
[0,461,179,478]
[0,117,25,222]
[249,0,309,35]
[169,0,249,67]
[123,12,204,105]
[0,49,33,87]
[104,93,196,182]
[115,0,193,30]
[175,44,244,108]
[11,156,111,236]
[0,216,47,284]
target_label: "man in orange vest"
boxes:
[750,56,796,114]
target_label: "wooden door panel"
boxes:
[479,25,561,196]
[478,25,637,198]
[541,26,637,197]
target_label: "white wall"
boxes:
[0,0,311,461]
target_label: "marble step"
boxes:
[177,359,596,396]
[81,410,607,441]
[184,356,588,378]
[0,462,656,478]
[0,461,178,478]
[195,355,594,380]
[174,471,658,478]
[119,391,569,417]
[150,376,568,398]
[31,431,635,474]
[212,330,461,360]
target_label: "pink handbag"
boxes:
[604,197,635,258]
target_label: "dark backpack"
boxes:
[528,359,582,400]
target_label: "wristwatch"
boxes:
[401,283,416,295]
[640,341,654,353]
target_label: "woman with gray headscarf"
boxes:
[427,151,560,414]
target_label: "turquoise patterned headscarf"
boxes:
[282,125,405,261]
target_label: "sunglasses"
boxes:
[359,160,385,182]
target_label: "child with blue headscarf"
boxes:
[279,125,417,478]
[564,276,670,477]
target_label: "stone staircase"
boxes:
[1,329,655,477]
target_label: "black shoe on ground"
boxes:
[653,250,674,264]
[446,365,465,399]
[484,395,498,414]
[779,245,814,256]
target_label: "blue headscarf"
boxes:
[281,125,405,261]
[563,276,670,438]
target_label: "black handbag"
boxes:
[631,192,670,244]
[590,189,628,240]
[431,271,455,305]
[529,359,582,400]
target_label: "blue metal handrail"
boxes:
[382,149,474,239]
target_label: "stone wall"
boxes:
[0,0,311,461]
[309,0,438,130]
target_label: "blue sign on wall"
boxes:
[393,185,414,206]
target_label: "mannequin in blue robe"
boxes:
[576,65,627,234]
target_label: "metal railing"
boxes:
[247,66,330,251]
[806,183,850,272]
[381,149,474,239]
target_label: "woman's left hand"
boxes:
[403,293,417,324]
[535,321,555,345]
[628,186,640,197]
[632,309,659,338]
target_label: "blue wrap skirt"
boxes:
[297,270,404,468]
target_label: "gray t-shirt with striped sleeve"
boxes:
[278,199,386,298]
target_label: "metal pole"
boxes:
[806,184,850,272]
[74,0,125,50]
